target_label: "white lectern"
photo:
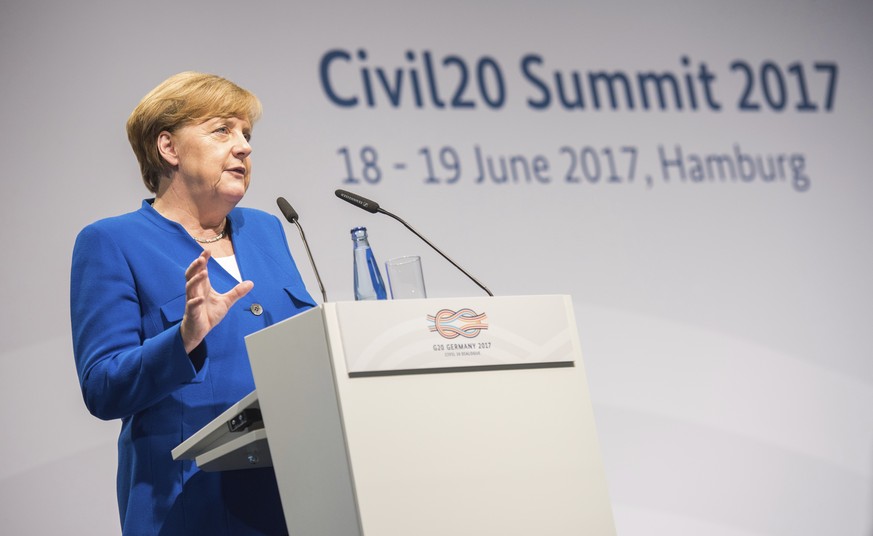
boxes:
[173,295,615,535]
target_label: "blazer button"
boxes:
[250,303,263,316]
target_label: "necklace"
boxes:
[192,222,228,244]
[193,230,226,244]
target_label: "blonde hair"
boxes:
[126,72,262,193]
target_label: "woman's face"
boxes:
[167,116,253,207]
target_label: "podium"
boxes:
[173,295,615,535]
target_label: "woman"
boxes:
[70,72,314,535]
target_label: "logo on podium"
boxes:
[427,308,488,339]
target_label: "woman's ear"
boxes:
[157,131,179,167]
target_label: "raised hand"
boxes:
[179,250,254,354]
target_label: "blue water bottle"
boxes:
[351,227,387,300]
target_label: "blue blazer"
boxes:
[71,200,315,535]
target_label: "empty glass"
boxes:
[385,256,427,299]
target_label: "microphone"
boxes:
[277,197,328,303]
[335,189,379,213]
[334,189,493,296]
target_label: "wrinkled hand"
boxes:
[180,250,254,354]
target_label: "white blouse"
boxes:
[214,254,242,282]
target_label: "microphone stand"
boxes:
[277,197,328,303]
[292,218,328,303]
[376,207,494,297]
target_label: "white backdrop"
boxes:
[1,1,871,534]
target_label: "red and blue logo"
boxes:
[427,308,488,339]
